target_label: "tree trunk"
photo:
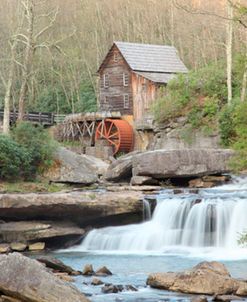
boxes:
[3,41,18,134]
[241,61,247,102]
[18,0,34,121]
[226,1,233,106]
[3,73,13,134]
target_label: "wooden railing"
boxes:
[0,111,55,126]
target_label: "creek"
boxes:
[57,176,247,301]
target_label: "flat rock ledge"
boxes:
[105,148,234,183]
[0,191,144,228]
[0,221,85,250]
[0,253,89,302]
[147,261,247,296]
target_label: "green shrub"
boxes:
[219,105,235,146]
[12,122,57,175]
[0,135,31,180]
[202,96,219,117]
[187,104,203,128]
[152,90,184,123]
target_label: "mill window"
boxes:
[123,73,129,86]
[103,74,109,88]
[113,52,119,62]
[123,94,129,109]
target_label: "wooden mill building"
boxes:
[61,42,188,158]
[98,41,188,126]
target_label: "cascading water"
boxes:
[142,198,151,221]
[72,177,247,254]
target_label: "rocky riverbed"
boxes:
[0,190,147,251]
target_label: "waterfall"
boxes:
[143,198,151,221]
[72,178,247,253]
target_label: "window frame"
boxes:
[123,94,130,109]
[103,74,109,88]
[113,52,119,62]
[123,73,129,87]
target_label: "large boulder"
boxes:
[37,256,80,275]
[0,191,144,227]
[133,149,234,179]
[0,253,89,302]
[147,261,246,296]
[0,221,85,249]
[105,154,133,182]
[45,147,108,184]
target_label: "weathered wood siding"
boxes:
[132,73,157,123]
[99,45,133,115]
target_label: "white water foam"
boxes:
[69,177,247,259]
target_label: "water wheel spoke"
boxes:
[108,138,119,148]
[96,129,106,139]
[108,131,119,139]
[107,122,114,136]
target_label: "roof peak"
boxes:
[114,41,176,49]
[98,41,188,74]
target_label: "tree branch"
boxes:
[173,0,247,28]
[34,7,59,40]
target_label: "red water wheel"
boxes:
[95,119,134,155]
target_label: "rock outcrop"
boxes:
[105,154,133,182]
[0,221,85,249]
[133,149,233,179]
[0,191,144,228]
[0,253,89,302]
[45,147,108,184]
[104,149,233,184]
[147,261,247,296]
[37,256,80,275]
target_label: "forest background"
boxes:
[0,0,246,115]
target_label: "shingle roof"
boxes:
[135,71,175,84]
[115,41,188,74]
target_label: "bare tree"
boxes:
[241,51,247,102]
[3,40,18,133]
[18,0,58,121]
[18,0,34,121]
[226,0,233,105]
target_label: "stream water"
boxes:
[57,176,247,301]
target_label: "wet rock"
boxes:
[125,285,138,292]
[0,253,89,302]
[189,189,199,194]
[193,199,202,205]
[173,189,184,194]
[213,294,243,301]
[91,277,104,286]
[189,178,215,188]
[54,273,75,282]
[82,264,95,276]
[130,176,159,186]
[28,242,45,251]
[202,175,231,184]
[102,284,124,294]
[147,261,246,296]
[37,256,80,275]
[0,244,10,254]
[95,266,112,276]
[191,296,208,302]
[10,243,26,252]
